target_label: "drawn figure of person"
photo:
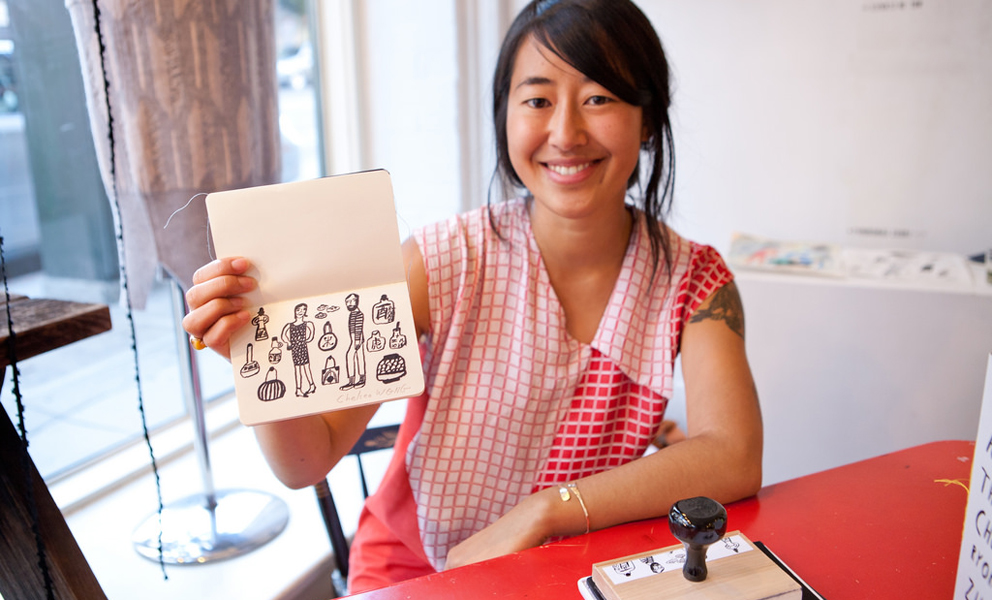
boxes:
[251,307,270,341]
[281,302,316,397]
[341,292,366,390]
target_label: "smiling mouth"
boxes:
[546,162,593,176]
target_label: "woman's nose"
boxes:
[548,104,587,150]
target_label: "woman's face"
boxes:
[506,35,644,222]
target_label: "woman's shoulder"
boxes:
[627,213,731,292]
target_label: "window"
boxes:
[0,0,321,482]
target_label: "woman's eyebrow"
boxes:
[514,74,596,91]
[514,76,553,90]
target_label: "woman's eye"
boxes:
[524,98,550,109]
[587,95,612,106]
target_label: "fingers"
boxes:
[182,257,256,359]
[189,257,251,294]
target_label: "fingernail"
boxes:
[231,257,249,271]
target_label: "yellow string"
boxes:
[935,478,969,494]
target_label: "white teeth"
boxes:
[548,163,590,176]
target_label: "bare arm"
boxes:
[445,281,762,568]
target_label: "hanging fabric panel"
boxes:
[66,0,281,307]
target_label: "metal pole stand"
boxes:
[132,278,288,564]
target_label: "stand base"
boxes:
[132,489,289,565]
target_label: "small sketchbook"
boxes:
[205,170,425,426]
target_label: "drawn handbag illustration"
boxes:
[388,321,407,349]
[321,354,340,385]
[240,343,260,378]
[318,321,337,351]
[376,353,407,384]
[257,367,286,401]
[268,337,283,364]
[373,294,395,324]
[366,330,386,352]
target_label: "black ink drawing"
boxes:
[269,336,283,364]
[281,302,317,397]
[639,556,663,574]
[316,303,339,319]
[321,354,340,385]
[389,321,407,349]
[722,537,740,553]
[318,321,338,351]
[373,294,395,324]
[258,367,286,401]
[341,293,366,390]
[613,561,635,577]
[376,353,407,384]
[241,343,260,378]
[366,330,386,352]
[251,307,270,341]
[667,550,686,565]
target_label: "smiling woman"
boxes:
[182,0,762,594]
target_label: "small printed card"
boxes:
[205,170,425,425]
[954,354,992,597]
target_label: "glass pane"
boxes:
[277,0,320,182]
[1,0,327,481]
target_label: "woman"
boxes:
[183,0,762,592]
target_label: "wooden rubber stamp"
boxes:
[588,497,801,600]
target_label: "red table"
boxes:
[349,440,974,599]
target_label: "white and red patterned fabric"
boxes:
[353,198,732,583]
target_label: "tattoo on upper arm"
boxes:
[688,282,745,338]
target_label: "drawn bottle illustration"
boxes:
[373,294,395,324]
[269,336,283,364]
[251,307,270,341]
[241,343,260,378]
[389,321,407,349]
[318,321,337,351]
[366,330,386,352]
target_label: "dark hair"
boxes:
[491,0,675,280]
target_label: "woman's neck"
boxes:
[529,198,633,273]
[528,199,634,343]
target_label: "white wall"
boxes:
[638,0,992,481]
[348,0,464,237]
[640,0,992,256]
